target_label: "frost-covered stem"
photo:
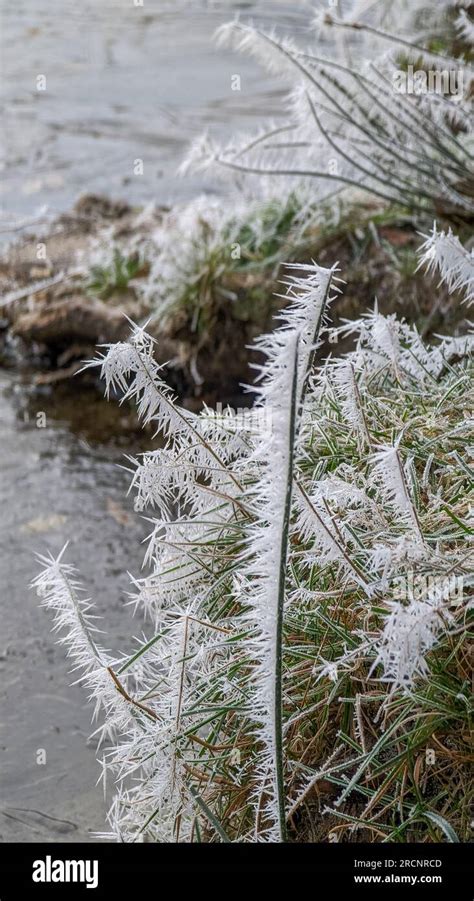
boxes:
[33,548,105,667]
[367,64,469,165]
[348,362,371,448]
[233,124,296,160]
[61,567,103,663]
[295,479,371,592]
[302,53,467,171]
[393,448,425,546]
[170,614,189,796]
[218,25,445,204]
[134,347,244,493]
[107,667,158,722]
[328,16,468,70]
[287,744,343,820]
[306,94,437,207]
[300,271,333,406]
[191,480,252,518]
[417,226,474,305]
[273,342,298,842]
[214,156,404,207]
[175,615,189,734]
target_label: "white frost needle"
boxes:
[33,546,105,669]
[418,224,474,306]
[370,441,426,548]
[330,358,371,446]
[371,590,455,692]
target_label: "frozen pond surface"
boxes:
[0,375,154,841]
[0,0,309,221]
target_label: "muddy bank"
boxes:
[0,194,263,408]
[1,195,471,414]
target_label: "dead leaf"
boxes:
[106,498,131,526]
[20,514,67,534]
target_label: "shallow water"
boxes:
[0,373,155,841]
[0,0,309,222]
[0,0,309,842]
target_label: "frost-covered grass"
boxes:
[76,0,472,374]
[185,1,473,222]
[418,223,474,304]
[87,248,147,300]
[139,193,310,331]
[35,236,473,843]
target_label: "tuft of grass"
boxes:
[143,194,310,337]
[87,248,146,300]
[36,256,473,843]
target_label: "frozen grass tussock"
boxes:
[184,1,473,222]
[36,246,473,843]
